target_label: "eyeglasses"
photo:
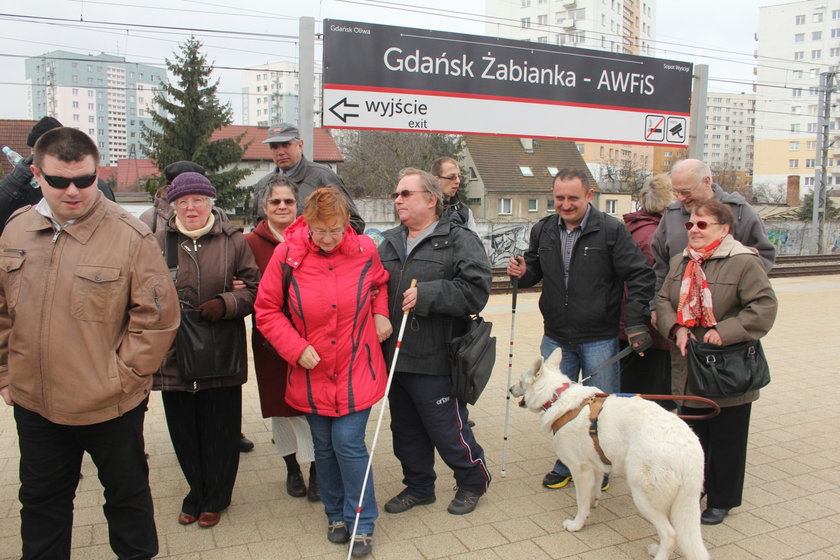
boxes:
[267,198,296,206]
[389,189,426,200]
[38,169,97,189]
[673,188,693,196]
[684,220,720,231]
[175,197,210,210]
[310,228,344,238]
[436,173,462,181]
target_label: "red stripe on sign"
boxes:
[323,83,691,117]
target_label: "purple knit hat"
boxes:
[166,172,216,202]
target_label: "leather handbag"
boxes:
[449,315,496,405]
[175,308,245,381]
[686,338,770,398]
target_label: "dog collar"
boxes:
[540,383,571,411]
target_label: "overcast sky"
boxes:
[0,0,779,123]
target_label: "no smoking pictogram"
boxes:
[644,115,664,142]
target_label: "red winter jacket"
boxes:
[254,217,389,417]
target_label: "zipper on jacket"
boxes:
[2,248,25,256]
[153,287,161,322]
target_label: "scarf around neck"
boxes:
[676,237,722,328]
[175,213,215,240]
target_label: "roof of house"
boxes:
[0,119,39,176]
[209,126,344,163]
[463,135,596,191]
[97,158,159,192]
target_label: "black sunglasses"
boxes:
[389,189,426,200]
[684,220,720,231]
[267,198,296,206]
[39,170,98,189]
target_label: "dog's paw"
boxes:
[647,543,659,557]
[562,518,584,532]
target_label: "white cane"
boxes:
[347,279,416,559]
[500,263,520,477]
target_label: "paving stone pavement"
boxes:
[0,275,838,559]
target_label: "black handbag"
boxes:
[449,315,496,405]
[686,338,770,398]
[176,308,245,381]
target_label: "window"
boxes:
[519,166,534,177]
[789,159,799,168]
[72,101,79,108]
[793,70,803,79]
[813,31,822,40]
[808,140,817,150]
[790,141,800,150]
[537,36,548,43]
[521,0,530,6]
[538,14,548,25]
[605,199,617,214]
[576,143,585,154]
[791,123,801,132]
[521,17,531,28]
[796,14,806,24]
[831,47,840,57]
[546,198,554,212]
[814,13,823,23]
[812,50,822,59]
[808,122,818,132]
[498,198,512,215]
[833,9,840,19]
[806,158,816,168]
[795,51,805,60]
[528,199,538,212]
[810,86,819,95]
[795,33,805,42]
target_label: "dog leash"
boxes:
[596,392,721,421]
[579,345,634,384]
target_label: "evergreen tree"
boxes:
[142,37,251,209]
[796,192,840,220]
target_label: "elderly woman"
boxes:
[245,176,318,501]
[620,173,675,399]
[378,168,492,517]
[656,198,777,526]
[254,187,391,558]
[152,172,260,529]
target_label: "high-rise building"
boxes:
[25,51,162,166]
[753,0,840,193]
[241,61,322,128]
[483,0,657,187]
[703,92,755,191]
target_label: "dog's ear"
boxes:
[545,348,562,369]
[532,357,544,378]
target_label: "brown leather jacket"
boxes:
[152,208,260,392]
[0,194,180,425]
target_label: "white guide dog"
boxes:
[509,349,710,560]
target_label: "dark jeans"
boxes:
[389,372,490,497]
[687,402,752,510]
[162,386,241,516]
[15,400,157,560]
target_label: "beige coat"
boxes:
[656,235,778,408]
[0,193,180,425]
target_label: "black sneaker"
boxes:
[542,471,572,489]
[350,533,372,557]
[447,487,482,515]
[327,521,349,544]
[239,433,254,453]
[384,490,436,514]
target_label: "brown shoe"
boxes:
[178,511,197,525]
[198,511,221,528]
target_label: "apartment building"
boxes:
[753,0,840,192]
[25,51,161,166]
[241,61,322,128]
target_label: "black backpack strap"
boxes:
[165,230,179,279]
[280,246,294,319]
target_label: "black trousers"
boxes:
[161,386,241,516]
[389,372,491,497]
[687,402,752,510]
[15,400,157,560]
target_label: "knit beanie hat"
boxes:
[163,161,206,183]
[27,116,63,147]
[166,172,216,202]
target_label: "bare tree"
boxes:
[597,157,651,200]
[751,183,788,204]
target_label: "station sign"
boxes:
[322,20,693,147]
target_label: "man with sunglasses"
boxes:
[0,116,115,235]
[252,123,365,233]
[431,156,477,232]
[651,158,775,297]
[0,127,180,559]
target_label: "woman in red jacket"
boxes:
[245,176,318,501]
[254,187,391,558]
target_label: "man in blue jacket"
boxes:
[507,168,654,490]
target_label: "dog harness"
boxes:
[549,395,612,466]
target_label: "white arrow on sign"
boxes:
[328,97,360,123]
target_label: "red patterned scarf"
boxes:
[676,238,722,327]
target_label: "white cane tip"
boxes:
[500,469,507,477]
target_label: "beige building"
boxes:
[241,61,322,128]
[753,0,840,194]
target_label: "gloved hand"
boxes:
[197,298,225,322]
[625,325,653,356]
[3,157,35,194]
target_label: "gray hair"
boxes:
[262,175,298,209]
[397,167,444,216]
[638,173,674,214]
[671,158,712,188]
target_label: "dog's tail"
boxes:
[670,484,710,560]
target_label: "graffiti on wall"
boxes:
[483,224,531,266]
